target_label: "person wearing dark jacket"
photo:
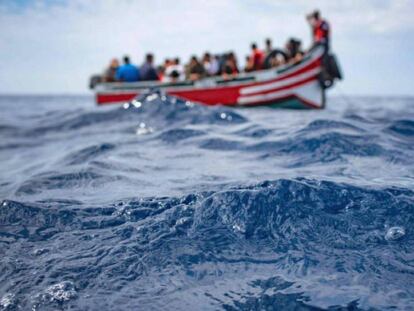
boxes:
[187,56,206,81]
[140,53,159,81]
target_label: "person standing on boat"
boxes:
[307,10,330,51]
[116,56,140,82]
[140,53,159,81]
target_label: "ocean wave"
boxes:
[1,94,414,310]
[1,178,413,310]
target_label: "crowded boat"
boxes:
[91,10,330,87]
[94,36,310,87]
[91,10,341,109]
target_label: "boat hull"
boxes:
[94,46,328,109]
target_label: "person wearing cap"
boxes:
[307,10,330,51]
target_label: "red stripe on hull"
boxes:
[168,86,241,106]
[97,93,139,105]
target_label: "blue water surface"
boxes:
[0,94,413,310]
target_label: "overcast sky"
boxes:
[0,0,413,95]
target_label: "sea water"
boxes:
[0,94,413,310]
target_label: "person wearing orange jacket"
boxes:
[307,10,330,51]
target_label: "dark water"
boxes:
[0,94,413,310]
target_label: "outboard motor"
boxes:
[320,53,343,89]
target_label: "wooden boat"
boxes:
[91,44,342,109]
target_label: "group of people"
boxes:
[100,10,329,84]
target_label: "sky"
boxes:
[0,0,413,96]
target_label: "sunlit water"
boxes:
[0,94,413,310]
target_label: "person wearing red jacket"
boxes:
[307,10,330,51]
[250,43,265,71]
